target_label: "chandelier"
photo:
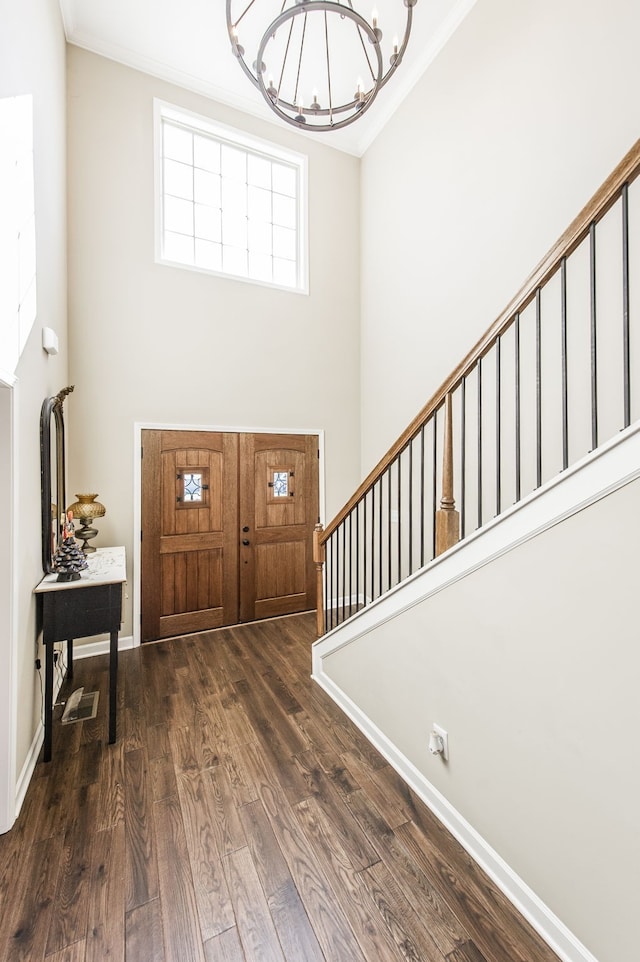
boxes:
[226,1,418,132]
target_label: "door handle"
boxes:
[242,539,250,546]
[242,526,250,532]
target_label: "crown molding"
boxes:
[60,0,477,158]
[356,0,478,154]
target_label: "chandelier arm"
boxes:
[324,10,333,123]
[233,0,260,30]
[277,16,296,101]
[355,20,377,86]
[226,0,416,110]
[259,94,380,131]
[251,1,389,130]
[226,0,259,89]
[376,1,416,92]
[293,11,308,108]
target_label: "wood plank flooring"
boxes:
[0,614,560,962]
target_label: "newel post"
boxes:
[435,393,460,556]
[313,522,325,637]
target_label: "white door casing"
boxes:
[0,372,17,833]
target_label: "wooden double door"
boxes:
[141,430,319,642]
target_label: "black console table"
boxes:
[34,547,126,762]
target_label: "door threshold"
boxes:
[142,609,316,645]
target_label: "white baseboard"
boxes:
[311,669,600,962]
[325,593,368,617]
[73,634,135,660]
[13,634,134,823]
[14,662,66,818]
[15,731,43,819]
[15,722,45,819]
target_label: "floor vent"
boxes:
[61,687,99,724]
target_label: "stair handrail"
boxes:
[319,137,640,549]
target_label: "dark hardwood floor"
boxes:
[0,613,560,961]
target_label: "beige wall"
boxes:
[360,0,640,474]
[5,10,636,957]
[66,48,361,638]
[344,6,640,956]
[323,476,640,962]
[0,0,68,785]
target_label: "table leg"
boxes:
[109,629,118,744]
[44,643,53,763]
[67,638,74,680]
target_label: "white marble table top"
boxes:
[34,546,126,593]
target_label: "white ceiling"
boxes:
[58,0,476,156]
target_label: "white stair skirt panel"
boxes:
[313,421,640,962]
[311,671,600,962]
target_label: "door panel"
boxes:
[142,429,318,640]
[141,430,238,641]
[239,433,318,622]
[255,542,305,599]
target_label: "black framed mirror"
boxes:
[40,386,74,574]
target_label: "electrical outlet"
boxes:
[432,723,449,761]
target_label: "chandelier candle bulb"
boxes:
[371,8,382,42]
[230,26,245,56]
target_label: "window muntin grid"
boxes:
[157,107,305,292]
[183,473,203,502]
[273,471,289,497]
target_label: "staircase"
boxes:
[314,137,640,638]
[309,139,640,962]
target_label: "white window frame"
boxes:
[154,99,308,295]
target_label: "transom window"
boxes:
[155,100,307,293]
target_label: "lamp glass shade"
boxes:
[67,493,106,522]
